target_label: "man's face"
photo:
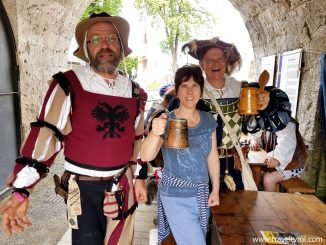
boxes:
[86,22,122,74]
[199,48,227,83]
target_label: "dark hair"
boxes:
[174,65,204,96]
[163,91,175,103]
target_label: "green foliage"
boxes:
[118,56,138,78]
[81,0,123,20]
[134,0,215,48]
[134,0,215,72]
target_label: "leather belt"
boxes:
[217,147,237,157]
[77,175,115,181]
[65,162,131,182]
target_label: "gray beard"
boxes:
[94,62,118,74]
[88,48,121,74]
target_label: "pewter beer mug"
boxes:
[165,118,189,149]
[239,87,259,115]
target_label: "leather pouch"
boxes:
[233,144,250,171]
[103,187,124,219]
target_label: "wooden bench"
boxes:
[277,177,315,194]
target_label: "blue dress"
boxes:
[157,110,218,245]
[160,110,217,197]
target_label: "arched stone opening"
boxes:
[0,0,325,243]
[2,0,325,195]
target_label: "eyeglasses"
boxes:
[87,34,119,46]
[206,58,226,65]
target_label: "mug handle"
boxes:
[160,109,169,141]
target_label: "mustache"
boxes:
[96,48,115,57]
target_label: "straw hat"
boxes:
[73,12,132,62]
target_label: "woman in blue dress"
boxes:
[141,64,220,245]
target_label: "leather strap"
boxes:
[77,175,114,181]
[217,147,236,157]
[204,87,258,191]
[204,87,245,163]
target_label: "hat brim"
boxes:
[73,16,132,62]
[196,44,225,60]
[183,38,227,60]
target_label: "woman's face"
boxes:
[177,77,201,109]
[200,48,227,82]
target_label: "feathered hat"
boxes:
[182,37,242,74]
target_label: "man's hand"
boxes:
[134,179,147,204]
[0,195,31,236]
[257,91,270,110]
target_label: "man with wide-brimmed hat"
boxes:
[179,37,292,192]
[0,12,148,244]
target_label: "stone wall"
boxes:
[230,0,325,144]
[2,0,93,139]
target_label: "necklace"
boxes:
[103,78,116,89]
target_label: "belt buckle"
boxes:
[221,148,225,156]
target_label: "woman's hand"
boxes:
[151,113,167,137]
[264,157,280,168]
[208,191,220,207]
[249,139,260,151]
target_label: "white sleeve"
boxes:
[268,122,297,170]
[13,83,71,188]
[248,131,263,146]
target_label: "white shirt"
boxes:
[202,74,242,99]
[74,64,132,97]
[248,122,297,171]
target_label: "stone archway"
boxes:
[2,0,326,195]
[0,0,325,243]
